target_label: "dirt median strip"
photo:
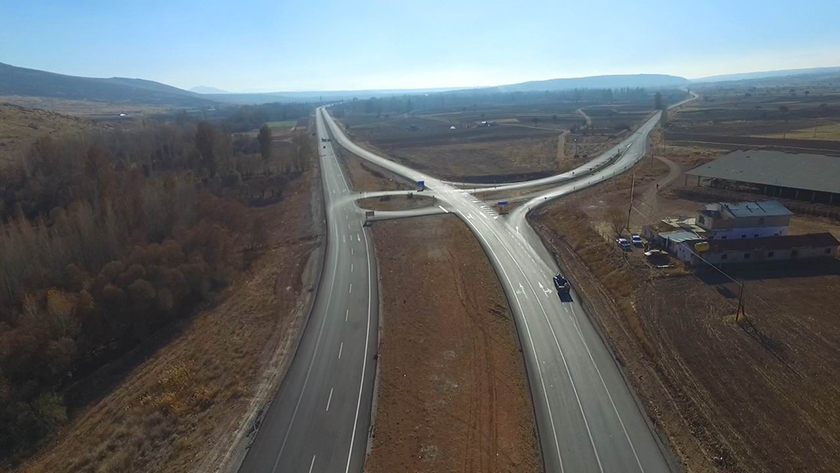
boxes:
[366,215,542,473]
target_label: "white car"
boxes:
[616,238,632,251]
[631,234,643,247]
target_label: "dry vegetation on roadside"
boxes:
[333,146,412,192]
[21,165,321,473]
[356,193,435,211]
[0,105,320,470]
[367,215,542,473]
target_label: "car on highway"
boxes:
[553,273,571,295]
[631,234,643,247]
[616,238,632,251]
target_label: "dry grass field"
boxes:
[0,103,100,166]
[339,100,654,183]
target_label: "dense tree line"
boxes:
[330,87,669,118]
[221,102,312,133]
[0,116,311,460]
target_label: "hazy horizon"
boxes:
[3,0,839,93]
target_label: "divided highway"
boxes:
[239,112,377,473]
[320,107,674,473]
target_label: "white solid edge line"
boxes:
[468,222,565,473]
[322,106,656,471]
[568,304,645,472]
[482,220,604,473]
[344,227,374,473]
[271,114,341,473]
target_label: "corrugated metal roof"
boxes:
[702,200,792,218]
[659,230,704,243]
[707,232,840,252]
[685,150,840,194]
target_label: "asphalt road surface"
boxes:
[321,107,675,473]
[238,112,378,473]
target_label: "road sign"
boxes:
[497,201,508,206]
[417,180,425,191]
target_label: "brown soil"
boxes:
[389,136,560,181]
[334,145,413,192]
[357,194,436,211]
[340,109,651,184]
[531,142,840,472]
[20,161,324,472]
[366,215,542,473]
[640,266,840,473]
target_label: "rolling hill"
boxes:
[0,62,214,106]
[693,66,840,83]
[191,85,230,94]
[489,73,689,92]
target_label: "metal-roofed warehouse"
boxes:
[685,150,840,204]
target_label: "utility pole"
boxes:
[687,246,747,322]
[736,282,746,321]
[650,133,655,168]
[626,167,636,231]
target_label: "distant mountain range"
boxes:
[487,74,689,93]
[203,87,465,104]
[0,62,213,106]
[692,66,840,83]
[190,85,230,94]
[3,61,840,108]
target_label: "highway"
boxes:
[321,106,674,473]
[238,112,378,473]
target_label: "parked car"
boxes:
[553,273,571,295]
[631,234,643,247]
[616,238,632,251]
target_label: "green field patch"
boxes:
[265,120,296,130]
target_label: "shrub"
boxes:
[128,279,156,306]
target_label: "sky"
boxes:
[2,0,840,92]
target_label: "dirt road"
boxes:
[577,108,592,126]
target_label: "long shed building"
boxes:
[685,150,840,204]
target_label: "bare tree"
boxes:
[778,105,790,138]
[607,206,625,237]
[195,122,218,177]
[291,132,311,172]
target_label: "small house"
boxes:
[696,200,792,240]
[698,232,839,265]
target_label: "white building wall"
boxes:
[674,242,697,263]
[711,226,788,240]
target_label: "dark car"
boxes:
[553,273,571,295]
